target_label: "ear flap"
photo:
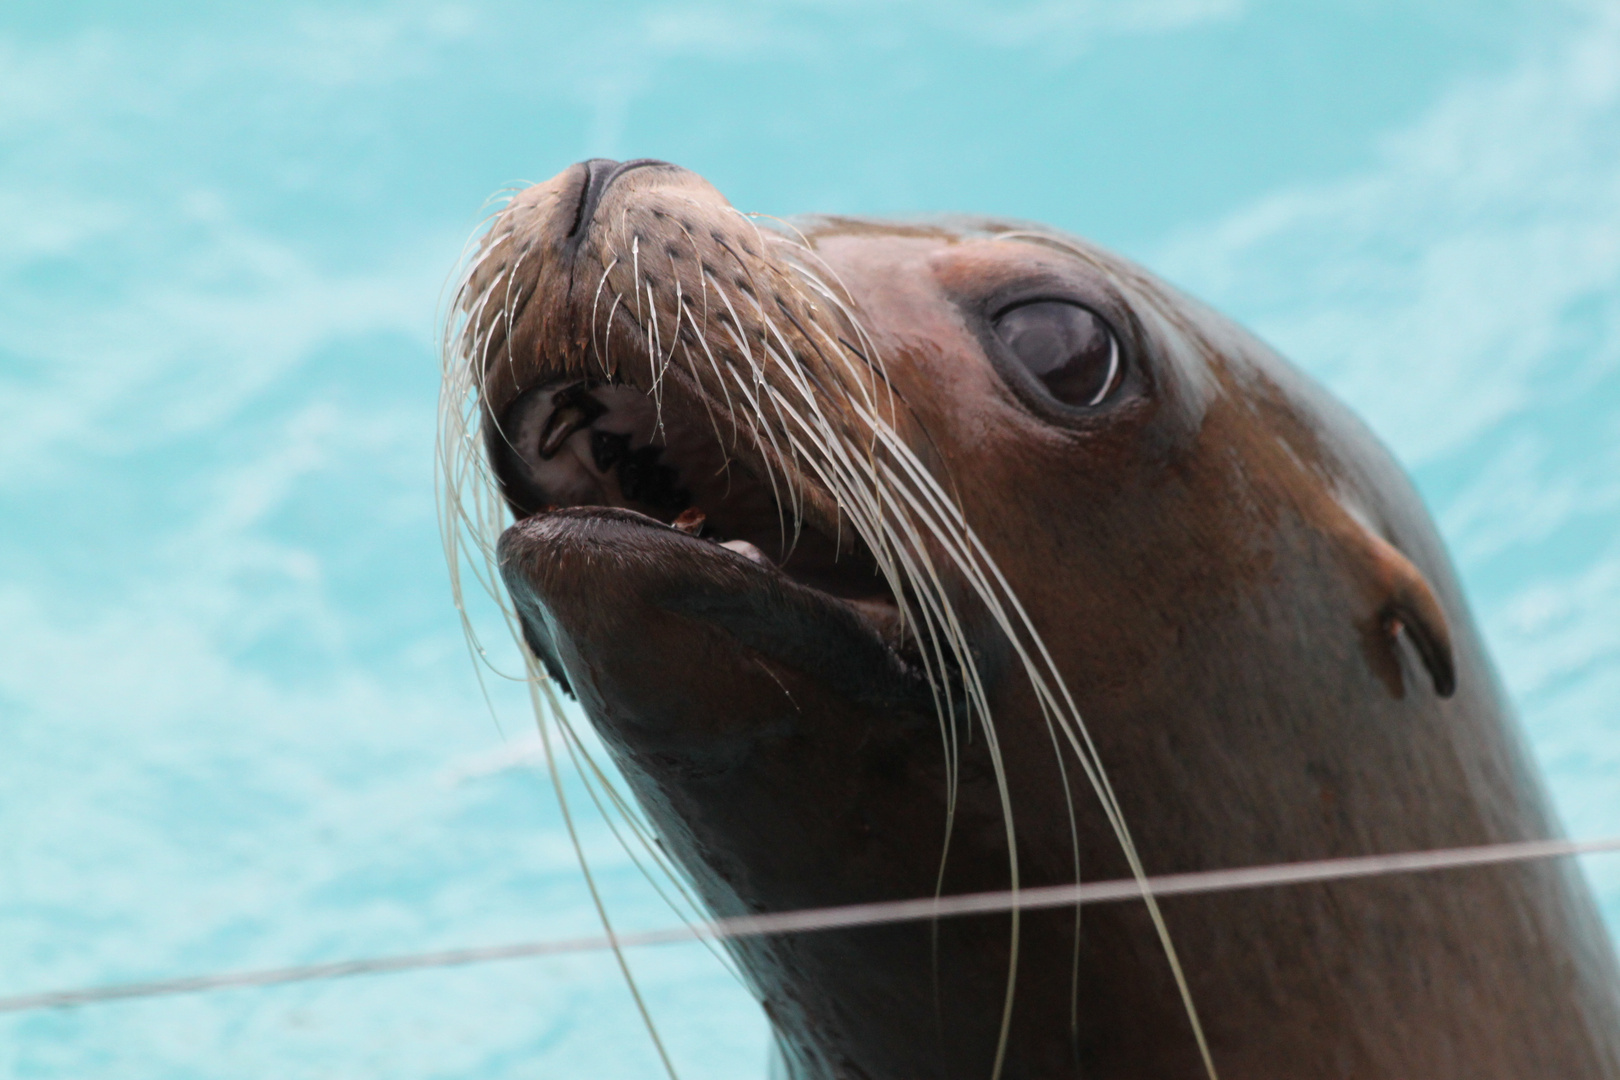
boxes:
[1340,520,1457,699]
[1378,545,1457,698]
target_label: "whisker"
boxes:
[590,255,621,375]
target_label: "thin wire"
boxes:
[5,834,1617,1015]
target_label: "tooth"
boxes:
[538,404,590,459]
[721,539,770,566]
[672,508,706,535]
[537,383,608,460]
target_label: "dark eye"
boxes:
[992,301,1122,407]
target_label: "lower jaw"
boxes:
[499,506,926,713]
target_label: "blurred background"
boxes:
[2,1,1618,1076]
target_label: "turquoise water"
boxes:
[2,1,1618,1076]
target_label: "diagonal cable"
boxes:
[4,834,1617,1015]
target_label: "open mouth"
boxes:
[489,369,913,686]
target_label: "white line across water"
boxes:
[4,835,1618,1014]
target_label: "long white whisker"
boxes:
[591,255,621,375]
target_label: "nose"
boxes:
[567,158,675,241]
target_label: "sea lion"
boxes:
[442,158,1620,1079]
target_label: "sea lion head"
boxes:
[444,160,1614,1079]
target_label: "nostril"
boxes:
[567,158,677,241]
[567,159,618,240]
